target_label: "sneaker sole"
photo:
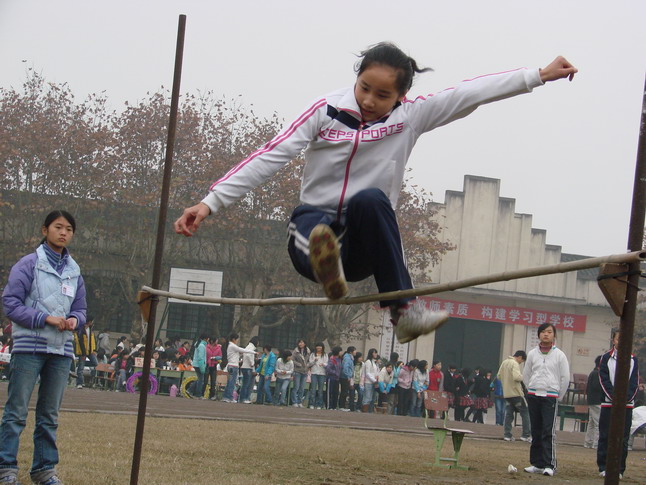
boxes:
[395,311,450,343]
[309,224,347,300]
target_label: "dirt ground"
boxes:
[15,414,646,485]
[2,384,645,484]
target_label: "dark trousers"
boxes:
[454,405,465,421]
[339,378,355,411]
[326,378,339,409]
[339,379,351,409]
[473,409,485,423]
[527,395,558,470]
[205,366,217,398]
[597,407,632,474]
[348,385,356,411]
[287,188,413,308]
[397,387,413,416]
[465,406,474,422]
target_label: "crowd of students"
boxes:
[94,332,503,420]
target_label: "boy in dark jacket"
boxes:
[597,328,640,478]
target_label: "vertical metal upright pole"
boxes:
[129,14,186,485]
[604,76,646,485]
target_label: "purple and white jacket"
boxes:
[2,244,87,358]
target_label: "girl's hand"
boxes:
[65,317,78,331]
[45,316,67,332]
[540,56,578,82]
[174,202,211,237]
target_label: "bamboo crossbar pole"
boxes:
[142,250,645,307]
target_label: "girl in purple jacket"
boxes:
[0,210,87,485]
[325,346,343,410]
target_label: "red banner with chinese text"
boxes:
[421,297,586,333]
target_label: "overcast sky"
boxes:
[1,0,645,258]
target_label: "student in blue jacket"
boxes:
[255,345,276,405]
[339,346,356,411]
[0,210,87,485]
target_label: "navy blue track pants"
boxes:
[287,188,413,308]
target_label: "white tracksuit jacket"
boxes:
[523,345,570,399]
[201,67,544,218]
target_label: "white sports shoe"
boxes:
[392,300,449,343]
[519,436,532,442]
[524,466,544,474]
[309,224,347,300]
[543,468,554,476]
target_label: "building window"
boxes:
[166,302,233,340]
[83,273,137,335]
[257,306,314,351]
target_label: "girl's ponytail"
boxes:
[355,42,433,94]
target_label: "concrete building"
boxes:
[361,175,617,378]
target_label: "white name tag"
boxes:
[61,284,75,297]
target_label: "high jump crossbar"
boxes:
[140,250,645,307]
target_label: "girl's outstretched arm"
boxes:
[539,56,578,82]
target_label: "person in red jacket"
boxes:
[205,336,222,400]
[428,360,444,418]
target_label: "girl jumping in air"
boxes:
[1,210,87,485]
[175,42,577,344]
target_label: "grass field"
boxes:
[8,412,645,484]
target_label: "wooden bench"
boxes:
[573,404,589,432]
[558,404,589,431]
[93,363,115,390]
[423,390,474,470]
[211,370,229,400]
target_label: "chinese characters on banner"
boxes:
[421,297,586,333]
